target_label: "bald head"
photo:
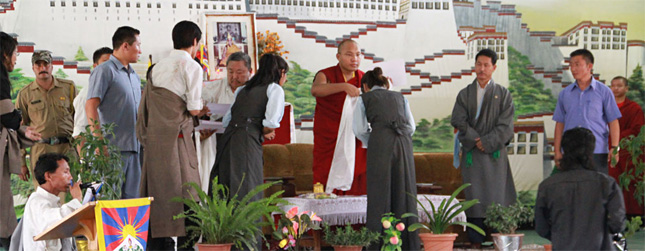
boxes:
[336,40,361,73]
[337,39,359,54]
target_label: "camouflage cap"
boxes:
[32,50,52,64]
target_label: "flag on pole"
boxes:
[95,198,152,251]
[197,44,210,80]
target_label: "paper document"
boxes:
[206,103,231,116]
[372,59,407,87]
[195,120,226,133]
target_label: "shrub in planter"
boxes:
[322,223,379,250]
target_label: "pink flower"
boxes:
[390,236,399,245]
[310,212,322,222]
[382,220,391,229]
[292,221,299,234]
[288,234,296,246]
[396,223,405,231]
[282,227,289,234]
[286,207,299,219]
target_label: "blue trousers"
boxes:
[120,151,141,199]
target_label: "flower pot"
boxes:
[543,244,552,251]
[333,245,364,251]
[419,233,458,251]
[491,233,524,251]
[196,243,234,251]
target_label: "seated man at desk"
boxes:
[22,153,82,251]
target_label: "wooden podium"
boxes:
[34,202,99,250]
[34,197,154,251]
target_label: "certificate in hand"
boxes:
[206,103,231,116]
[195,120,226,133]
[372,59,406,87]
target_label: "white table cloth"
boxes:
[280,194,467,227]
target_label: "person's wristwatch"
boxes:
[611,145,620,152]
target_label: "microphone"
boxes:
[80,181,100,189]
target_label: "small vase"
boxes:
[491,233,524,251]
[418,233,457,251]
[333,245,363,251]
[196,243,234,251]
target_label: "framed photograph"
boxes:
[204,13,257,80]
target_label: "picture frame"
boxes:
[204,13,257,80]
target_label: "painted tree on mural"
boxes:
[627,64,644,108]
[507,47,557,117]
[9,68,34,101]
[284,61,316,119]
[75,46,89,61]
[412,116,454,153]
[54,68,68,79]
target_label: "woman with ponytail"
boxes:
[0,32,41,249]
[353,67,420,250]
[535,127,626,250]
[208,52,288,203]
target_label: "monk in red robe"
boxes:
[610,76,644,216]
[310,40,367,195]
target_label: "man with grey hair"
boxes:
[197,51,252,192]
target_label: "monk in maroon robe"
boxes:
[609,76,644,216]
[311,40,367,195]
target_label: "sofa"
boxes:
[262,143,469,243]
[262,143,464,197]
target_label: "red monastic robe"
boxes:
[312,64,367,195]
[609,98,644,215]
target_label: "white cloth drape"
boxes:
[326,95,358,193]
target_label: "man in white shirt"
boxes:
[72,47,112,153]
[196,51,252,192]
[137,20,208,251]
[22,153,82,251]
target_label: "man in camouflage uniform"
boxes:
[16,51,77,187]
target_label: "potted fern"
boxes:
[322,223,379,251]
[173,176,287,251]
[484,202,534,251]
[402,183,484,251]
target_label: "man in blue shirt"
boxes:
[552,49,621,174]
[85,26,142,199]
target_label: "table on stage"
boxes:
[279,194,466,251]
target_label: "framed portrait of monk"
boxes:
[204,13,258,80]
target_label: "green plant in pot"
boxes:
[173,176,287,251]
[402,183,485,251]
[322,223,379,251]
[68,121,124,200]
[484,201,534,251]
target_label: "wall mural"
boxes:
[2,0,643,192]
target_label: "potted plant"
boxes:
[381,213,405,251]
[484,201,534,251]
[173,176,287,251]
[322,223,379,251]
[402,183,485,251]
[273,206,322,250]
[69,121,124,200]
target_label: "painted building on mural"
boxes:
[627,40,645,75]
[1,0,641,191]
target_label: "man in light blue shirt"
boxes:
[553,49,621,174]
[85,26,142,199]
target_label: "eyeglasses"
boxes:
[13,51,19,57]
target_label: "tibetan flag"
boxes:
[95,198,152,251]
[197,44,210,80]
